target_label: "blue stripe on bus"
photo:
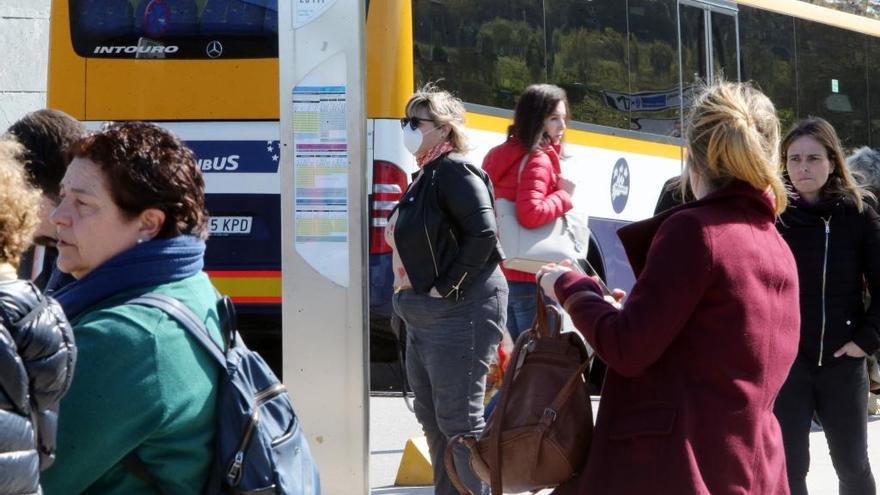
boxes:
[186,140,280,174]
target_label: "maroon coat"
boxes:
[553,181,799,495]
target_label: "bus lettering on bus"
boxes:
[199,155,240,172]
[92,45,180,55]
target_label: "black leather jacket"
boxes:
[0,278,76,494]
[393,153,504,299]
[777,196,880,365]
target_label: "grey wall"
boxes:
[0,0,51,131]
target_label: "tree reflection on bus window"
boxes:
[412,0,545,111]
[739,6,797,132]
[628,0,680,137]
[869,38,880,148]
[797,18,869,148]
[711,11,738,81]
[679,3,707,128]
[545,0,630,130]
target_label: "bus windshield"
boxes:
[69,0,277,59]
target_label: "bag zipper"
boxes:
[226,383,288,486]
[819,216,831,367]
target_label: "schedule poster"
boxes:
[293,85,349,285]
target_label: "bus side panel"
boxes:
[47,0,85,118]
[84,59,279,121]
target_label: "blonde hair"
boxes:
[0,139,41,267]
[405,82,469,152]
[781,117,872,211]
[683,81,787,214]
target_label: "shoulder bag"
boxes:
[496,154,589,273]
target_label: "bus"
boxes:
[47,0,880,379]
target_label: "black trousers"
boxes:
[774,355,876,495]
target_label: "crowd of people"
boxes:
[1,78,879,495]
[393,81,880,495]
[0,112,225,494]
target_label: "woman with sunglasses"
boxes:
[388,84,507,495]
[482,84,575,341]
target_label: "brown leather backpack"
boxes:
[446,287,594,494]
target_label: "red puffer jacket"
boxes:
[482,138,572,282]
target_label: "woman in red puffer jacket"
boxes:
[483,84,576,340]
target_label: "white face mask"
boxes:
[402,124,441,155]
[402,125,423,155]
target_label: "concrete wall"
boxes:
[0,0,51,132]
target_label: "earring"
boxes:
[137,238,145,244]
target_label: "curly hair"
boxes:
[0,139,42,267]
[68,121,209,239]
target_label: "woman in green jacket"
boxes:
[41,121,223,494]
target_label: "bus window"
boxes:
[679,3,707,124]
[412,0,545,110]
[870,37,880,147]
[627,0,680,137]
[710,11,738,81]
[739,6,798,131]
[69,0,278,59]
[796,18,869,148]
[546,0,629,130]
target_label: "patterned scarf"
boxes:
[416,141,455,168]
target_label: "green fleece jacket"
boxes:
[42,273,223,494]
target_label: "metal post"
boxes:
[279,1,368,493]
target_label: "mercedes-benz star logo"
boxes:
[206,40,223,59]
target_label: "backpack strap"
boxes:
[128,293,227,368]
[121,293,228,492]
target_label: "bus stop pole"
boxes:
[279,1,368,493]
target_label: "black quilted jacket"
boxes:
[0,278,76,495]
[777,196,880,365]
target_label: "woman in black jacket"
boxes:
[775,118,878,495]
[0,139,76,494]
[388,84,507,495]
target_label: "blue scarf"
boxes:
[53,236,205,319]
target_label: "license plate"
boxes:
[209,216,253,236]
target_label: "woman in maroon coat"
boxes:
[538,82,801,494]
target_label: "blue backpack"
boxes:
[126,293,320,495]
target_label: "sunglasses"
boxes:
[400,117,433,130]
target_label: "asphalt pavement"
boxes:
[369,395,880,494]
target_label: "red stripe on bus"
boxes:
[230,296,282,304]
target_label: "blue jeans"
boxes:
[506,280,554,342]
[393,266,507,495]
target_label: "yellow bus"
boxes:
[48,0,880,378]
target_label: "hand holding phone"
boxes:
[574,259,625,308]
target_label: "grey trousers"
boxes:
[393,266,507,495]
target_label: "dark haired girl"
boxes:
[483,84,576,340]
